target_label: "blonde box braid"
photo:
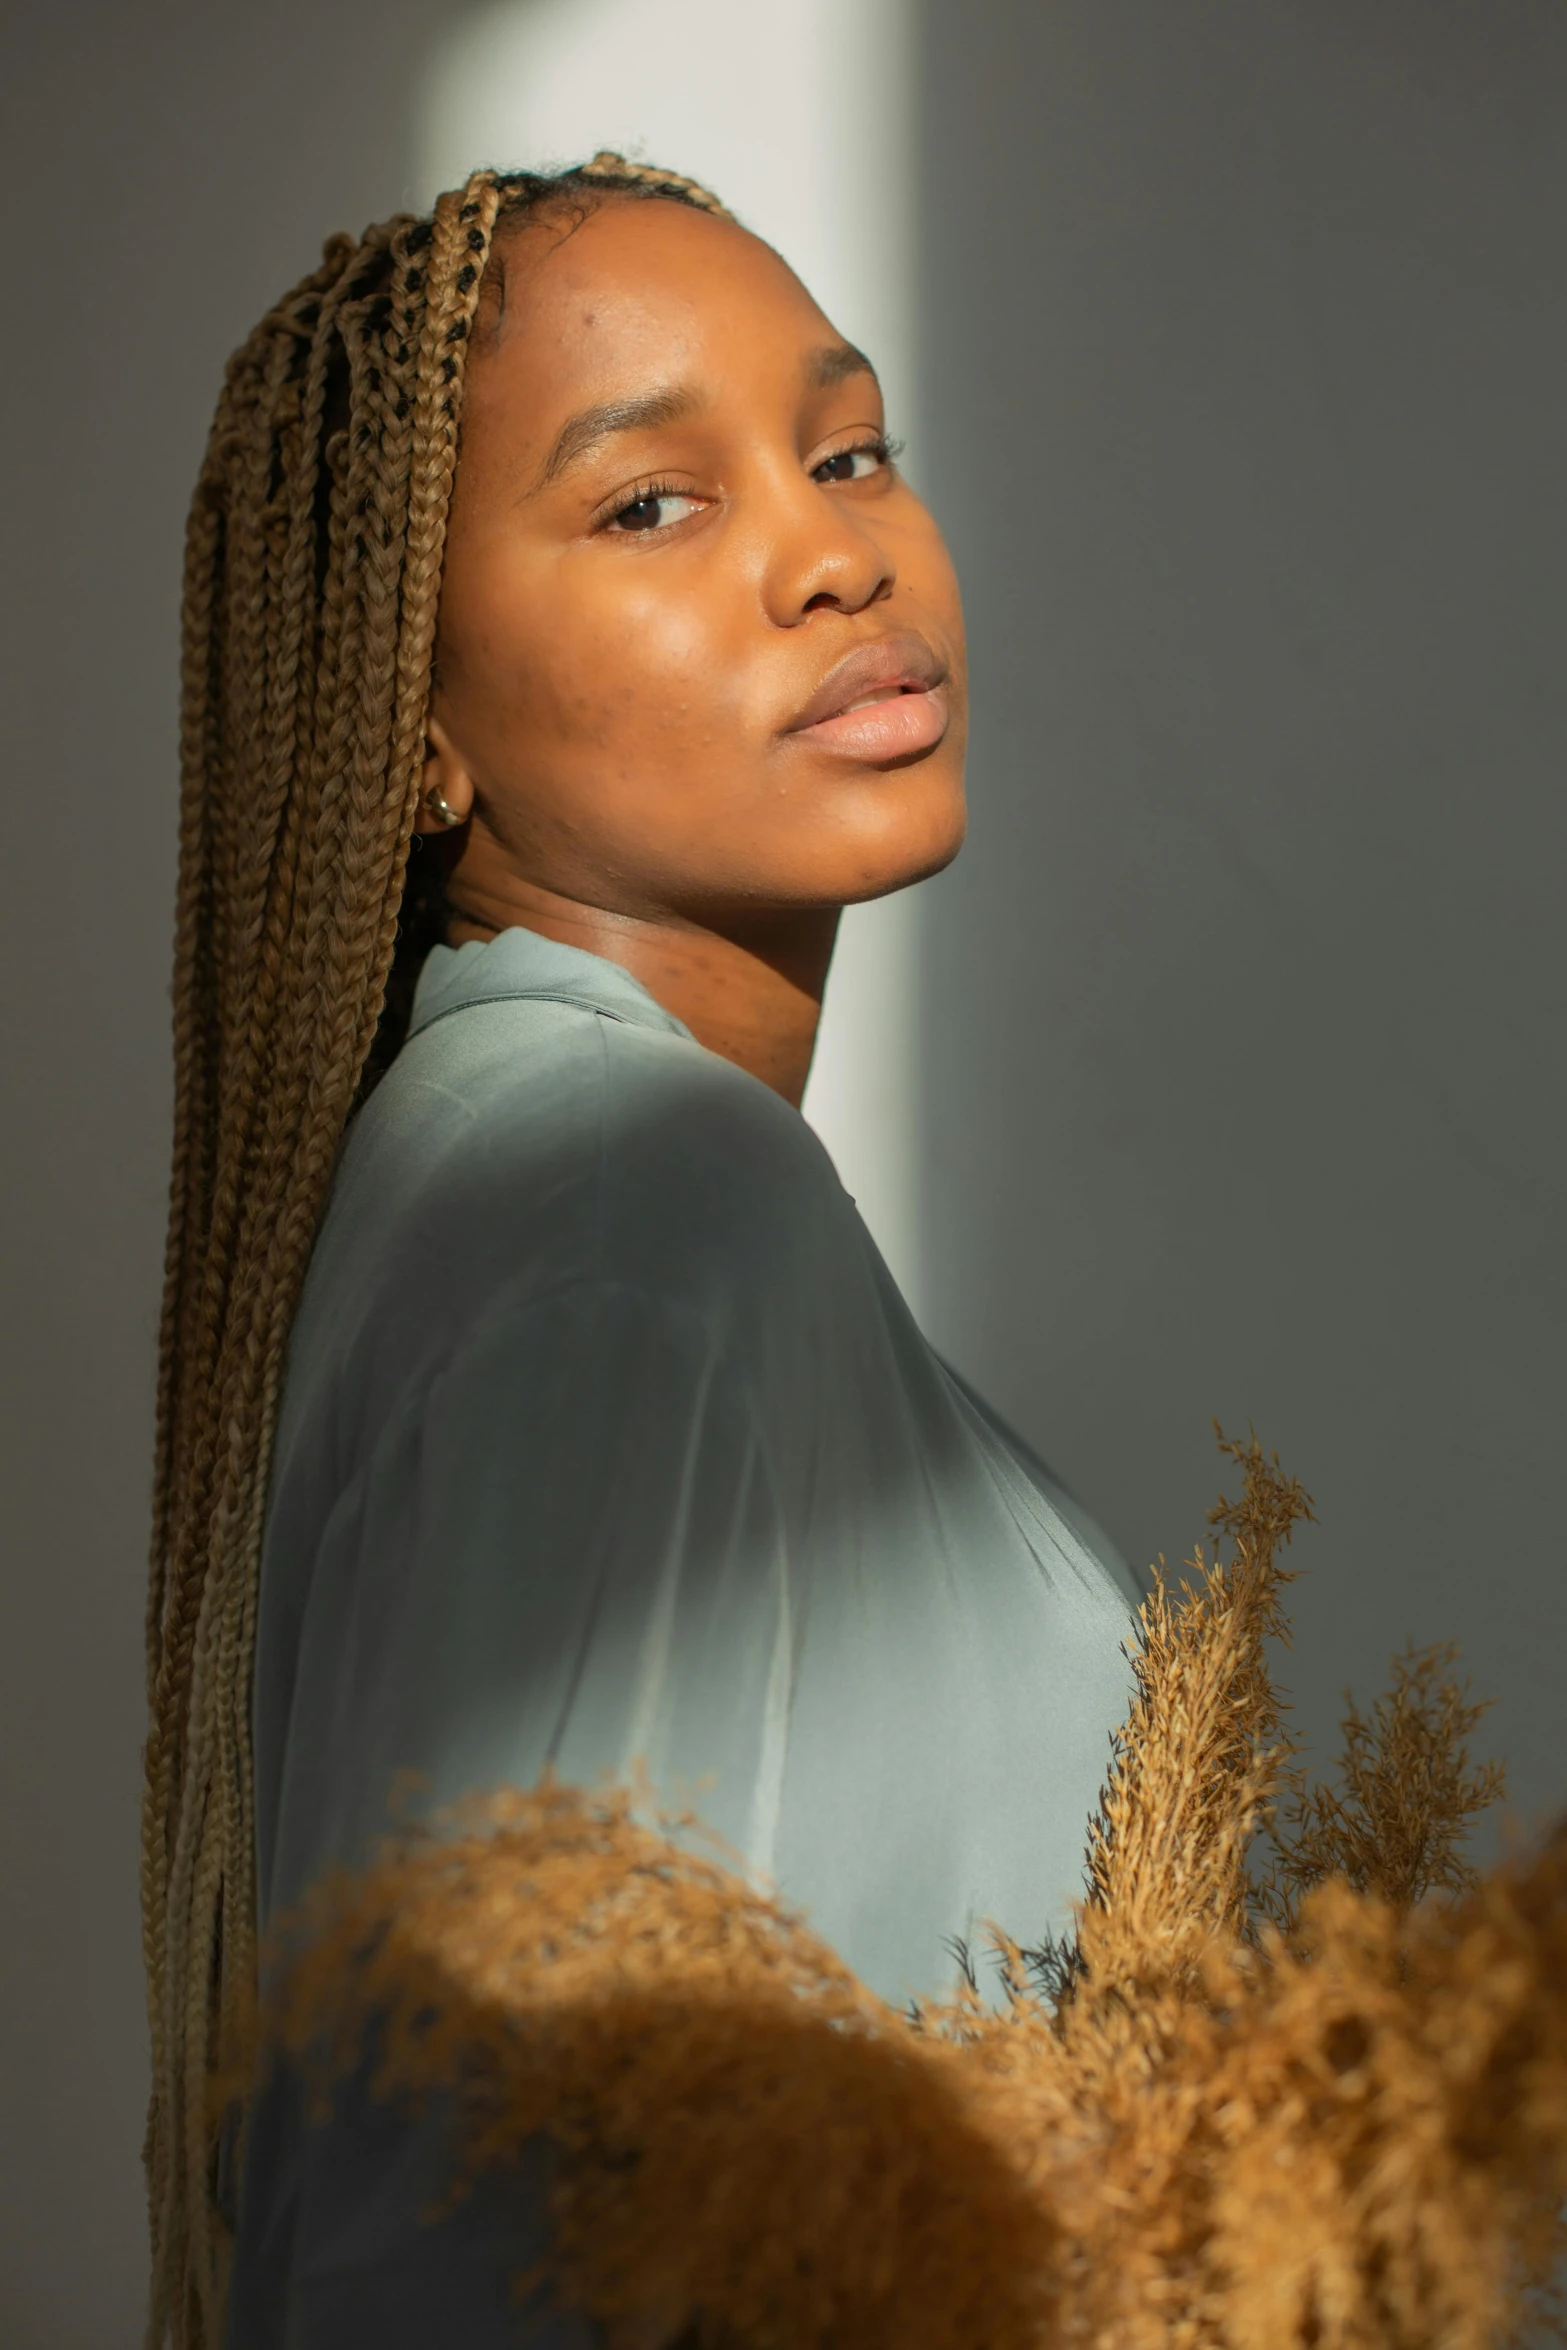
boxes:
[145,154,730,2347]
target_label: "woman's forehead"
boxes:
[472,197,836,403]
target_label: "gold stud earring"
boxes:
[425,787,465,829]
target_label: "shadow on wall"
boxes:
[0,5,480,2341]
[913,0,1567,1839]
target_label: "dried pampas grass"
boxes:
[262,1433,1567,2349]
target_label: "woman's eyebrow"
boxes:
[807,341,879,391]
[533,347,877,495]
[535,386,701,489]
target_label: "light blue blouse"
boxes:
[229,925,1137,2346]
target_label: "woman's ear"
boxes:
[413,715,476,835]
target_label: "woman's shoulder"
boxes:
[386,929,840,1220]
[385,975,843,1209]
[316,982,866,1360]
[276,990,881,1495]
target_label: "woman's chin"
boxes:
[830,763,968,902]
[819,810,968,908]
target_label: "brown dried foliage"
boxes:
[265,1435,1567,2348]
[1265,1640,1509,1926]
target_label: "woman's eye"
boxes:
[813,445,884,485]
[608,489,703,534]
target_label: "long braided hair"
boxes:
[144,153,732,2348]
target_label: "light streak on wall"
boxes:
[415,0,927,1310]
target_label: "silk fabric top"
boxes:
[230,924,1138,2344]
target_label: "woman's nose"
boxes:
[758,467,895,625]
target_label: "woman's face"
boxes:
[421,194,967,930]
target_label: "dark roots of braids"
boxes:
[143,153,732,2348]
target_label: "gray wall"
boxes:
[0,5,464,2338]
[916,0,1567,1831]
[1,2,1562,2341]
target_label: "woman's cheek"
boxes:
[608,587,741,741]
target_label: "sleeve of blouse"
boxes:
[232,1278,793,2350]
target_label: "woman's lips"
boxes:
[790,684,949,761]
[783,630,950,763]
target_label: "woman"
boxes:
[145,154,1138,2348]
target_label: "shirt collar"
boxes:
[408,925,696,1043]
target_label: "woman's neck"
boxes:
[445,874,838,1109]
